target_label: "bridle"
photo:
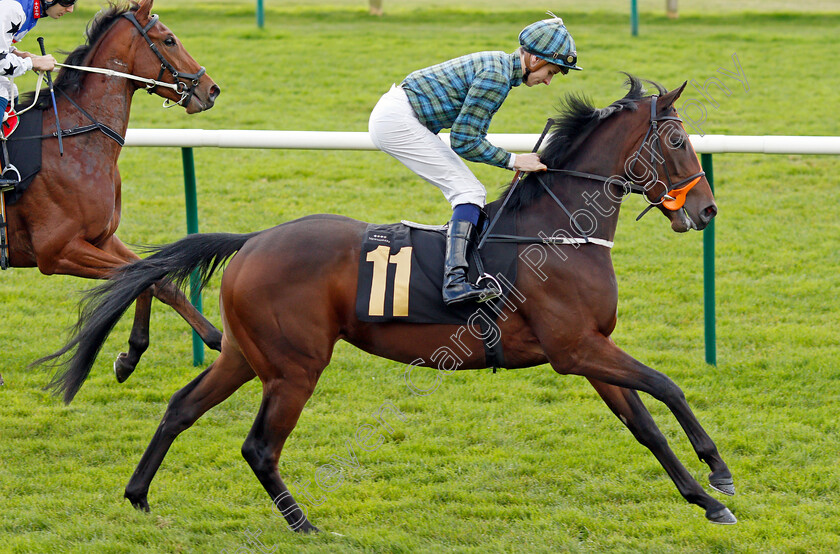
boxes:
[627,94,705,219]
[548,94,705,221]
[122,12,206,108]
[53,11,208,109]
[478,94,707,251]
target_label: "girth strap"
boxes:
[477,314,505,373]
[0,190,9,270]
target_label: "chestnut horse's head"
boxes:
[113,0,220,113]
[627,83,717,232]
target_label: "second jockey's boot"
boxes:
[442,219,501,305]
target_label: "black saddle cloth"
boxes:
[1,106,44,205]
[355,203,518,324]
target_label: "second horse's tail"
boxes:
[37,231,260,404]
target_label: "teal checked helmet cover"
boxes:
[519,17,581,71]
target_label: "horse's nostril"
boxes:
[701,204,718,223]
[209,85,221,101]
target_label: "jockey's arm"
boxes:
[11,49,56,72]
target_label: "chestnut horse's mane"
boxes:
[22,2,139,109]
[500,74,668,210]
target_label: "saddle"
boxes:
[354,204,518,369]
[0,103,44,203]
[356,205,517,325]
[0,103,45,269]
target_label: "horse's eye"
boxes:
[164,36,176,47]
[669,133,686,149]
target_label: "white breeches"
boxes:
[0,77,17,104]
[369,85,486,208]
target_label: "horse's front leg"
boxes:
[151,280,223,351]
[31,233,222,379]
[112,276,225,384]
[113,288,152,383]
[586,377,736,524]
[545,332,735,522]
[28,235,153,381]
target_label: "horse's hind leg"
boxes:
[124,343,255,511]
[586,378,736,524]
[241,376,321,533]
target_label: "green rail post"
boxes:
[256,0,264,28]
[630,0,639,36]
[701,153,716,365]
[182,147,204,366]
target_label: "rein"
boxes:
[7,10,210,146]
[480,94,705,250]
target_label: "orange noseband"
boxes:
[661,176,701,211]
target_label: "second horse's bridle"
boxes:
[123,12,206,108]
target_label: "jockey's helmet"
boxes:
[519,17,581,71]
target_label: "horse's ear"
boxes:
[659,81,688,109]
[135,0,153,22]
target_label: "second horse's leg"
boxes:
[114,288,152,383]
[115,281,225,383]
[152,279,223,350]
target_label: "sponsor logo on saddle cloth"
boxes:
[355,221,518,324]
[2,105,19,139]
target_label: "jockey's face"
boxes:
[525,63,565,87]
[46,2,76,18]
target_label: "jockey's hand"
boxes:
[513,153,547,172]
[31,55,57,72]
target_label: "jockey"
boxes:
[369,16,581,305]
[0,0,76,117]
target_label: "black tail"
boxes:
[35,231,259,404]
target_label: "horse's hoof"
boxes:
[293,520,320,534]
[125,491,150,512]
[709,474,735,496]
[706,506,737,525]
[114,353,136,383]
[206,329,223,352]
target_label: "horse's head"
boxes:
[626,83,717,232]
[123,0,220,113]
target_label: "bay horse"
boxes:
[2,0,221,385]
[41,77,737,530]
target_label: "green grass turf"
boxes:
[1,1,839,552]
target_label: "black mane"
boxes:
[500,74,666,210]
[20,2,137,110]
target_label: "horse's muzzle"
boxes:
[206,84,221,108]
[187,82,221,113]
[699,203,717,225]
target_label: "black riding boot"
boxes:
[442,219,500,305]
